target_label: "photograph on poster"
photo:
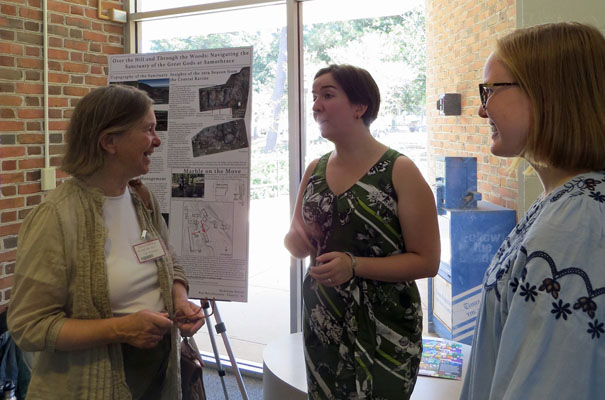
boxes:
[154,109,168,131]
[199,67,250,118]
[191,119,249,157]
[113,78,170,105]
[172,172,205,198]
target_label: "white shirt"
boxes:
[103,189,164,316]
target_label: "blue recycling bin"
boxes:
[428,157,516,345]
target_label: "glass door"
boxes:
[301,0,427,175]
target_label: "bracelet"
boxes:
[344,252,357,277]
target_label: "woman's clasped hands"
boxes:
[309,251,355,287]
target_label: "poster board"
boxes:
[108,48,253,302]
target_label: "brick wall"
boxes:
[426,0,517,210]
[0,0,125,310]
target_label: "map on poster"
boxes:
[108,48,252,302]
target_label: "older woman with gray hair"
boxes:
[8,85,203,399]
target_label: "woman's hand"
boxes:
[284,159,321,259]
[119,310,174,349]
[172,280,205,337]
[309,251,354,286]
[285,218,319,258]
[54,312,173,352]
[173,300,206,337]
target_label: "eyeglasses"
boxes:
[478,82,519,109]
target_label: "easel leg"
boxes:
[203,301,230,399]
[213,303,249,400]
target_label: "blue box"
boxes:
[428,201,516,345]
[435,156,480,214]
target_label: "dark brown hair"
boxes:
[314,64,381,127]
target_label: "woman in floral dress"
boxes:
[285,64,440,399]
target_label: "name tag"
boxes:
[133,239,166,263]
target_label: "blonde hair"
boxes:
[62,85,153,177]
[496,22,605,170]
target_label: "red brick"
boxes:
[50,156,62,167]
[48,48,69,60]
[0,96,21,106]
[0,146,26,158]
[18,133,44,143]
[17,109,43,119]
[70,5,84,15]
[85,75,107,86]
[0,251,16,264]
[48,72,69,83]
[65,16,90,29]
[0,42,22,55]
[20,8,42,20]
[48,1,70,13]
[0,5,17,16]
[48,97,68,107]
[63,86,88,96]
[26,195,42,206]
[27,146,41,156]
[49,120,68,130]
[16,82,43,94]
[0,199,24,214]
[63,62,88,73]
[64,39,88,52]
[102,45,123,55]
[83,31,107,43]
[1,210,17,223]
[0,109,15,118]
[0,121,24,131]
[0,276,14,290]
[17,57,44,69]
[18,158,44,169]
[18,182,41,195]
[1,160,17,170]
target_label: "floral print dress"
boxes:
[461,171,605,399]
[301,149,423,400]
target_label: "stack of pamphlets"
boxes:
[419,337,464,380]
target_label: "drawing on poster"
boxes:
[172,173,205,198]
[182,201,233,257]
[113,78,170,105]
[191,119,248,157]
[199,67,250,118]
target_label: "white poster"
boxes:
[108,48,252,302]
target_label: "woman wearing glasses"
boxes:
[285,64,440,399]
[462,22,605,399]
[7,85,204,399]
